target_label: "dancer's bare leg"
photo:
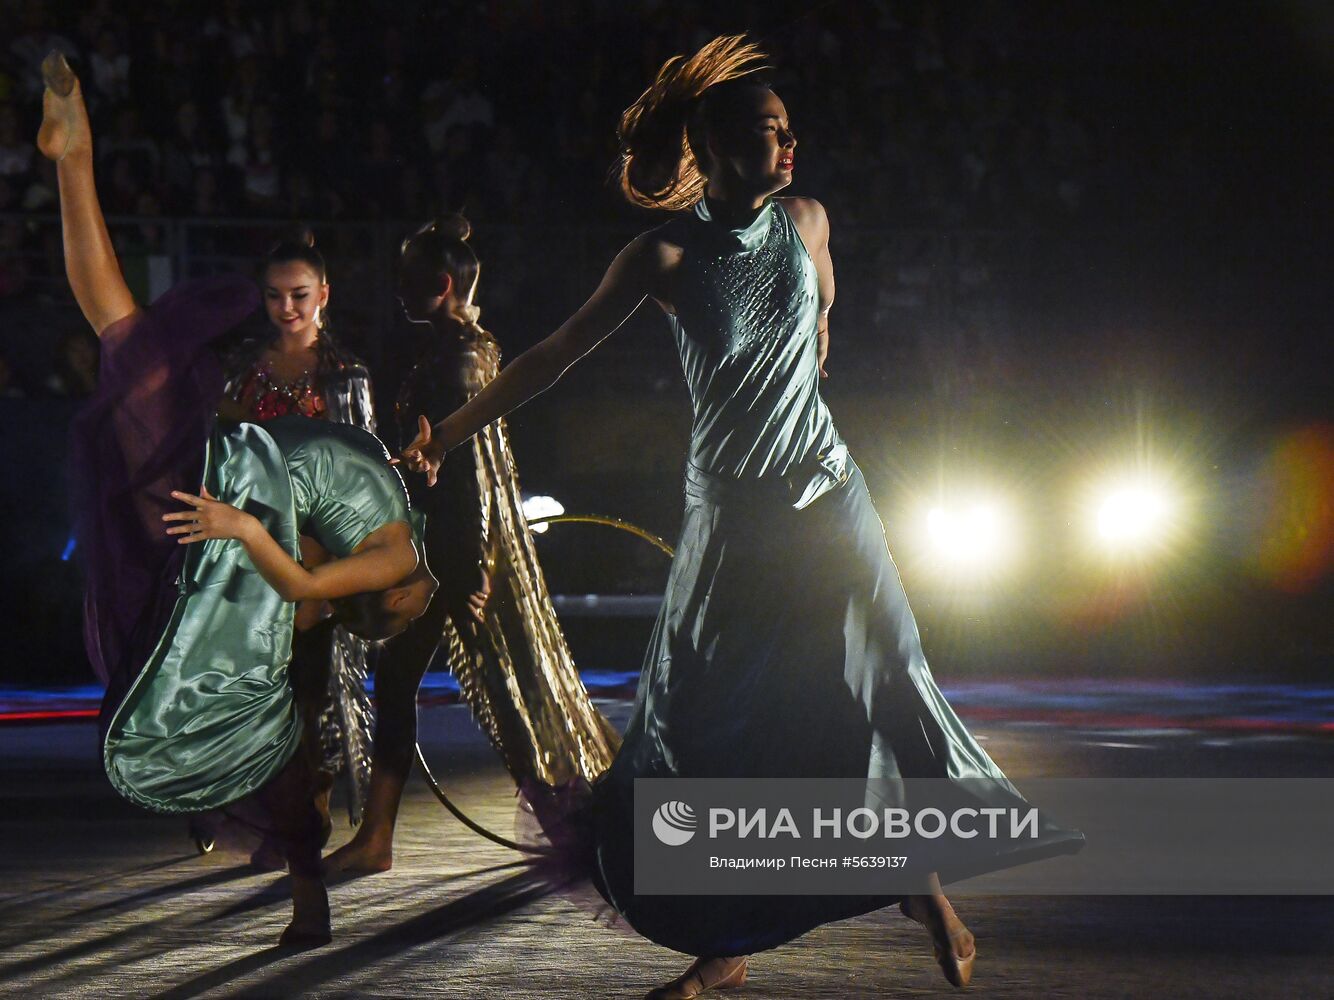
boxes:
[257,749,331,947]
[325,592,447,873]
[901,873,977,988]
[36,53,136,335]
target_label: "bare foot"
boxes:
[901,895,976,988]
[37,52,90,162]
[645,956,748,1000]
[278,873,331,948]
[324,828,393,874]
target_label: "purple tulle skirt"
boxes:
[69,275,258,716]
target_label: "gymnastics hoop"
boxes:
[415,513,674,854]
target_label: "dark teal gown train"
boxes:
[587,198,1084,956]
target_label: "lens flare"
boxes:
[1082,468,1187,559]
[1096,484,1171,544]
[1244,424,1334,593]
[522,494,565,534]
[920,496,1018,578]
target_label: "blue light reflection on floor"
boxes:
[3,676,1333,727]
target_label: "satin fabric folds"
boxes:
[591,464,1084,957]
[581,198,1082,957]
[103,424,303,812]
[73,276,414,815]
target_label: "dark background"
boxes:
[0,0,1329,685]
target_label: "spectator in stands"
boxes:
[220,55,268,148]
[161,101,220,207]
[0,351,26,398]
[97,105,159,182]
[0,103,34,181]
[88,27,131,104]
[45,327,99,399]
[228,103,282,213]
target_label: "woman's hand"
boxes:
[163,487,259,545]
[445,564,491,640]
[398,415,449,487]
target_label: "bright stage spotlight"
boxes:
[1087,475,1182,555]
[920,497,1018,577]
[1096,485,1170,543]
[522,494,565,533]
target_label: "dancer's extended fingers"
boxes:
[164,524,202,535]
[162,510,201,522]
[170,490,207,508]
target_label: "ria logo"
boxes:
[651,800,697,846]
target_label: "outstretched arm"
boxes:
[400,234,663,484]
[37,53,137,336]
[164,489,418,602]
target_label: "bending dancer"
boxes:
[223,232,381,837]
[39,53,435,945]
[328,215,619,873]
[402,36,1082,997]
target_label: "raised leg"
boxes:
[37,52,136,336]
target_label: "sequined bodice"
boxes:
[238,362,327,420]
[662,198,843,481]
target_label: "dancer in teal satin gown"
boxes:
[105,417,430,815]
[39,53,434,946]
[400,36,1083,997]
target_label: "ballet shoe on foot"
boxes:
[900,899,976,989]
[928,926,975,989]
[37,52,86,163]
[42,51,77,96]
[645,956,748,999]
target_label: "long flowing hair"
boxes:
[617,34,771,212]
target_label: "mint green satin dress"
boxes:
[102,416,413,814]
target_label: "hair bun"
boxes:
[432,213,471,242]
[269,225,315,254]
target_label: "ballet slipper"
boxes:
[900,898,976,989]
[645,956,749,1000]
[37,52,90,163]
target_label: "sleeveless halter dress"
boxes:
[72,276,416,814]
[586,199,1084,956]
